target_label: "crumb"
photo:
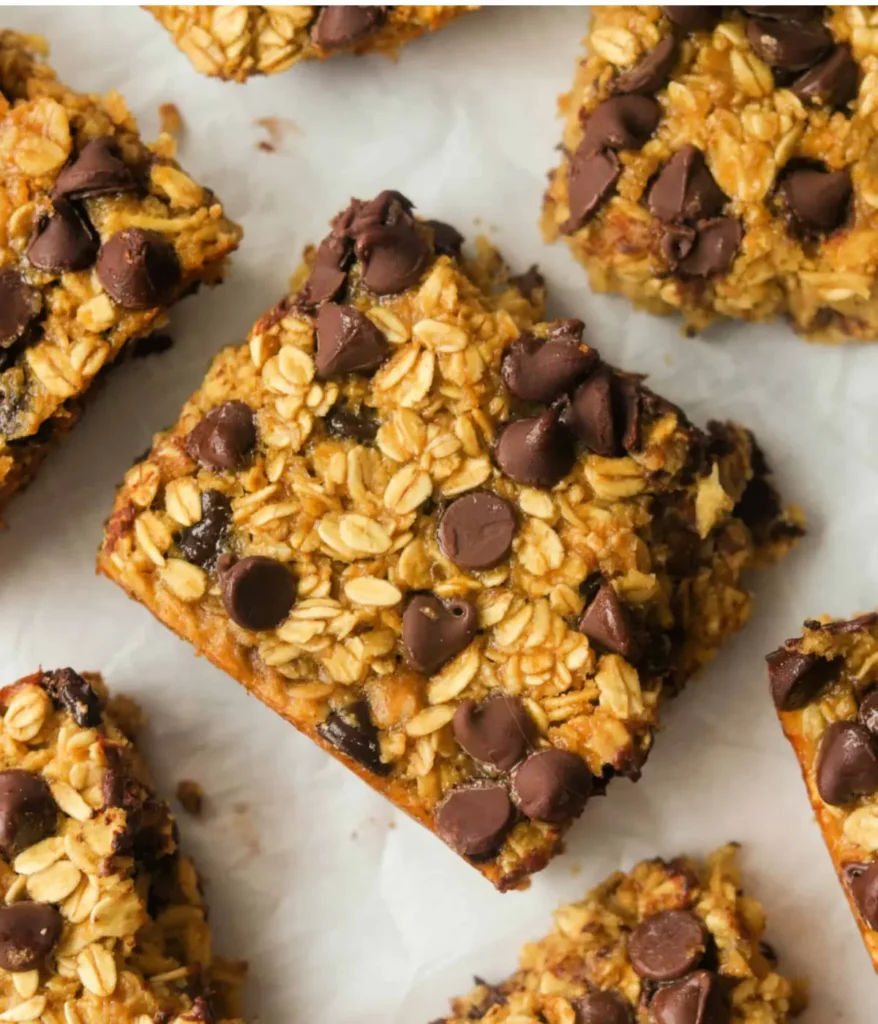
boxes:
[176,780,204,817]
[159,102,184,137]
[230,802,261,858]
[254,115,301,153]
[570,864,581,877]
[388,820,396,829]
[131,332,173,359]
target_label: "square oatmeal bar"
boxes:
[0,30,241,516]
[99,190,800,889]
[543,6,878,342]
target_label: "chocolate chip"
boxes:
[778,166,852,236]
[648,146,727,223]
[616,34,678,95]
[495,408,576,488]
[185,400,256,471]
[674,218,743,279]
[562,366,616,455]
[579,582,636,659]
[509,265,545,300]
[131,332,173,359]
[350,192,431,295]
[0,903,62,972]
[311,6,385,49]
[746,17,832,71]
[26,200,98,273]
[0,269,40,349]
[402,593,478,676]
[438,491,517,571]
[790,44,859,108]
[766,647,838,711]
[96,228,181,309]
[220,556,295,631]
[511,749,593,822]
[453,694,532,772]
[0,771,57,858]
[43,668,101,727]
[628,910,708,981]
[562,145,622,232]
[317,701,389,776]
[547,319,586,343]
[435,783,513,857]
[177,490,231,570]
[648,970,730,1024]
[859,689,878,735]
[298,231,350,307]
[573,991,635,1024]
[663,7,722,31]
[583,96,661,154]
[501,332,597,403]
[426,220,464,258]
[742,7,825,19]
[325,402,378,442]
[849,861,878,929]
[816,721,878,806]
[315,302,388,377]
[52,136,137,200]
[820,612,878,635]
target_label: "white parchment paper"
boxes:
[1,6,876,1021]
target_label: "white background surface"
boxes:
[2,6,876,1022]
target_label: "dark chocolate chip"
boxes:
[494,408,576,488]
[849,861,878,929]
[351,194,431,295]
[674,217,743,278]
[402,593,478,676]
[220,556,295,631]
[766,647,838,711]
[26,200,98,273]
[500,332,597,402]
[311,6,385,49]
[52,136,137,200]
[0,902,62,972]
[315,302,388,377]
[583,96,662,154]
[426,219,464,258]
[297,231,350,307]
[435,783,513,857]
[742,7,825,20]
[820,613,878,635]
[579,582,636,659]
[816,721,878,806]
[562,366,616,456]
[616,34,678,95]
[573,991,635,1024]
[648,970,730,1024]
[453,693,532,772]
[177,490,232,570]
[438,491,517,571]
[509,265,545,300]
[317,701,389,776]
[185,400,256,471]
[325,402,379,443]
[547,319,586,343]
[0,269,40,349]
[648,146,727,223]
[859,689,878,735]
[790,44,859,108]
[746,17,832,71]
[778,166,852,235]
[43,668,101,728]
[562,145,622,232]
[511,749,593,822]
[0,771,57,858]
[629,909,708,981]
[96,228,181,309]
[663,7,722,32]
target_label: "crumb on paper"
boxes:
[230,802,261,858]
[131,332,173,359]
[255,115,301,153]
[176,779,204,817]
[159,102,184,137]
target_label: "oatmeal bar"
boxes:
[438,845,804,1023]
[542,6,878,342]
[768,611,878,970]
[0,667,246,1022]
[98,189,801,891]
[0,30,241,515]
[147,6,473,82]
